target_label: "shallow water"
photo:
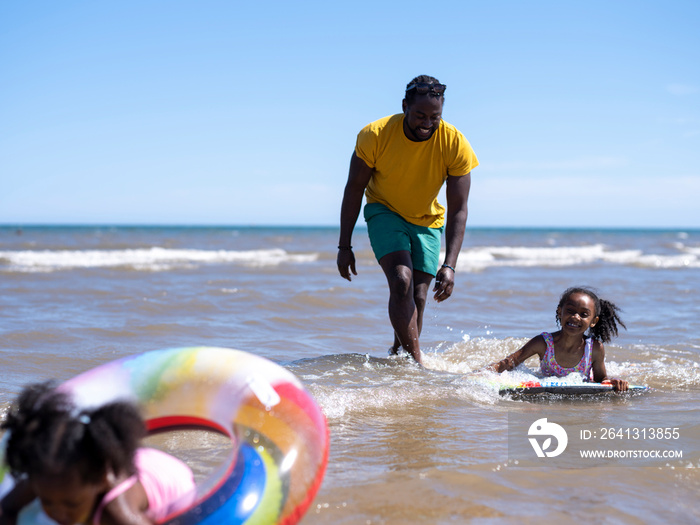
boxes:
[1,226,698,523]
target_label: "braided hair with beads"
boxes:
[2,381,145,484]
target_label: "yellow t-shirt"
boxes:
[355,114,479,228]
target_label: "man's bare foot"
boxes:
[388,345,401,356]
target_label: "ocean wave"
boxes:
[297,340,699,418]
[2,242,698,273]
[454,244,700,271]
[0,247,318,272]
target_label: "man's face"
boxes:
[402,95,443,142]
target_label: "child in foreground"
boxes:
[488,286,629,391]
[0,382,196,525]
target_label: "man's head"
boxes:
[402,75,446,142]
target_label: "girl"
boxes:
[0,382,196,525]
[488,287,629,391]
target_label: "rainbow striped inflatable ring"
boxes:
[1,347,329,525]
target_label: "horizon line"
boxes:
[2,223,699,232]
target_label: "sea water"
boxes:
[1,226,698,523]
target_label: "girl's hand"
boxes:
[0,510,17,525]
[0,479,33,525]
[602,378,629,392]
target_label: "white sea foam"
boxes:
[0,247,317,272]
[454,244,700,271]
[2,242,698,272]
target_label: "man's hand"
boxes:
[337,248,357,281]
[433,265,455,302]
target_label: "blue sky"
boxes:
[1,1,698,228]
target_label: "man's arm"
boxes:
[433,172,471,302]
[337,152,373,281]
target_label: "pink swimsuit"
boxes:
[92,448,196,524]
[539,332,593,380]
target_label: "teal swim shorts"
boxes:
[364,203,444,276]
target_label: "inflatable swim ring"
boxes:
[0,346,329,524]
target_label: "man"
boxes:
[337,75,479,364]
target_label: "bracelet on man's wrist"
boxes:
[441,264,455,272]
[338,245,353,250]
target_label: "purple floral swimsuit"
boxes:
[539,332,593,380]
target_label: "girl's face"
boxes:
[558,293,599,336]
[32,469,107,525]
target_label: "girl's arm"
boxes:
[101,503,153,525]
[487,335,546,373]
[590,341,629,391]
[0,478,36,525]
[100,483,153,525]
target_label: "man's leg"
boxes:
[390,333,402,355]
[379,251,422,364]
[413,270,434,336]
[390,269,434,354]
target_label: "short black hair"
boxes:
[405,74,444,105]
